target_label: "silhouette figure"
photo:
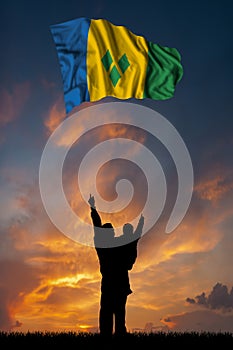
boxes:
[88,194,144,337]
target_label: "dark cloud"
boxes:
[11,320,23,330]
[186,297,195,304]
[162,310,233,333]
[132,322,169,333]
[195,292,209,307]
[186,283,233,311]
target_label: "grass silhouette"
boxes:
[0,330,233,346]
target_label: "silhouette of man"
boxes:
[88,194,144,337]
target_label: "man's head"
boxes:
[102,222,115,240]
[123,223,134,236]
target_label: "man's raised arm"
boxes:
[88,194,102,228]
[134,214,144,240]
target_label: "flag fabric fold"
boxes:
[50,17,183,114]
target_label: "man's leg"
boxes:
[114,294,128,335]
[99,292,113,336]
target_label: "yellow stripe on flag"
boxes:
[87,19,148,102]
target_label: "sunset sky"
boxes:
[1,0,233,333]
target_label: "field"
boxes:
[0,331,233,347]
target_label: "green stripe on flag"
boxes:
[144,42,183,100]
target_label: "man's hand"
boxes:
[88,194,96,209]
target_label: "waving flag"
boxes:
[50,17,183,114]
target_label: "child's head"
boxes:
[123,223,134,236]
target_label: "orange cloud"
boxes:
[0,220,100,332]
[44,101,147,147]
[195,170,233,203]
[44,96,66,134]
[1,178,232,333]
[1,121,233,333]
[0,171,101,332]
[132,203,223,275]
[44,99,94,140]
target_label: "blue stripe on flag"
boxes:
[50,17,91,113]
